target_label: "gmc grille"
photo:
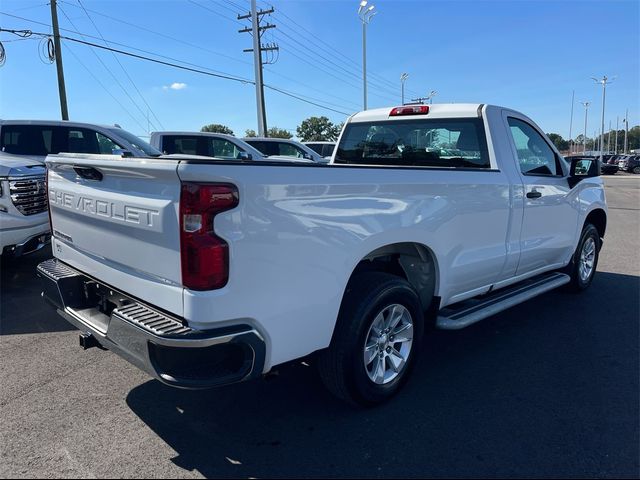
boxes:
[9,175,48,216]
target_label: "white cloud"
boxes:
[163,82,187,91]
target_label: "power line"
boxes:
[64,41,149,133]
[0,18,353,117]
[57,4,160,131]
[273,6,422,98]
[273,19,402,101]
[55,3,356,113]
[58,0,252,67]
[76,0,164,130]
[188,0,243,26]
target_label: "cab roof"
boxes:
[349,103,485,123]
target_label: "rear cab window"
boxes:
[334,118,490,168]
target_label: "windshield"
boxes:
[108,128,162,157]
[335,118,490,168]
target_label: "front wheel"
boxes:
[632,166,640,175]
[317,272,424,406]
[564,223,601,292]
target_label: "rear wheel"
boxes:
[564,223,600,292]
[633,166,640,174]
[317,272,424,406]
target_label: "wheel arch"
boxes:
[585,208,607,239]
[346,242,440,314]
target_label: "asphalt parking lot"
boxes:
[1,175,638,479]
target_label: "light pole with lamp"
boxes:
[426,90,437,104]
[400,73,408,105]
[358,1,377,110]
[580,101,591,154]
[592,75,615,158]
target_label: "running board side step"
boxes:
[436,272,570,330]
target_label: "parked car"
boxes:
[149,131,312,163]
[39,103,606,406]
[0,152,49,256]
[304,141,336,159]
[243,137,328,163]
[0,120,162,161]
[618,155,640,174]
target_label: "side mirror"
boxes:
[112,148,133,158]
[303,153,313,160]
[569,157,600,188]
[237,151,252,161]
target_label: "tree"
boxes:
[296,116,341,142]
[244,127,292,139]
[201,124,234,135]
[266,127,293,139]
[546,133,569,152]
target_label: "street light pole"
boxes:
[580,101,590,154]
[592,75,615,158]
[569,90,575,154]
[358,1,376,111]
[623,109,628,154]
[426,90,437,104]
[615,116,619,154]
[400,73,408,105]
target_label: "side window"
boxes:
[66,128,101,154]
[0,125,54,155]
[208,139,242,159]
[277,142,304,158]
[96,132,123,154]
[508,118,560,176]
[161,136,198,155]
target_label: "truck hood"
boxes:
[0,152,46,177]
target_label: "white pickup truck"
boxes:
[38,104,607,405]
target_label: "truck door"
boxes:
[504,115,579,276]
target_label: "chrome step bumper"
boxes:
[437,272,571,330]
[37,258,266,389]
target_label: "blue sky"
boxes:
[0,0,638,140]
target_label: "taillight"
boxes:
[180,182,238,290]
[389,105,429,116]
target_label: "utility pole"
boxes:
[615,116,619,154]
[569,90,575,154]
[238,0,278,137]
[50,0,69,120]
[580,101,590,154]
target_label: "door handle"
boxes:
[526,191,542,199]
[73,166,103,181]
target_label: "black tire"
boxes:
[633,166,640,175]
[563,223,601,292]
[317,272,424,407]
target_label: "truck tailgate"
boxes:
[47,154,184,316]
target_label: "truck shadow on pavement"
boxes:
[126,271,639,479]
[0,247,76,336]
